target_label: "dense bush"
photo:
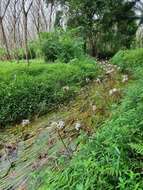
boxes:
[40,32,62,62]
[40,30,84,63]
[111,48,143,72]
[0,57,101,127]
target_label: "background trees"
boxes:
[65,0,140,57]
[0,0,143,61]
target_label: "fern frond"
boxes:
[130,143,143,155]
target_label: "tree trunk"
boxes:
[0,18,11,60]
[49,2,54,31]
[23,14,29,64]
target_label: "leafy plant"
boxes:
[111,48,143,72]
[40,29,84,63]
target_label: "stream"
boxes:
[0,63,124,190]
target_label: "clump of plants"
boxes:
[0,57,101,127]
[111,48,143,72]
[39,29,84,63]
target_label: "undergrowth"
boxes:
[111,48,143,72]
[35,49,143,190]
[0,57,101,127]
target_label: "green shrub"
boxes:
[111,48,143,72]
[0,58,101,127]
[40,29,84,63]
[16,44,36,60]
[41,32,62,62]
[35,67,143,190]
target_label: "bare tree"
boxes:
[0,0,61,61]
[0,0,11,59]
[22,0,33,64]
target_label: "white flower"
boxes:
[122,75,128,83]
[106,68,114,75]
[86,78,90,83]
[96,78,101,84]
[109,88,119,96]
[57,120,65,129]
[63,86,70,92]
[75,122,81,131]
[21,119,30,127]
[92,105,97,112]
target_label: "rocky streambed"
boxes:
[0,63,127,190]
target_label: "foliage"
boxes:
[0,57,101,127]
[66,0,137,57]
[111,48,143,72]
[39,29,84,63]
[0,43,36,61]
[16,43,36,60]
[29,49,143,190]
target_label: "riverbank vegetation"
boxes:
[0,0,143,189]
[0,57,102,127]
[33,48,143,190]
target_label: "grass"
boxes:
[0,57,102,127]
[33,49,143,190]
[111,48,143,72]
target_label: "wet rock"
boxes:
[5,143,17,155]
[38,152,47,160]
[4,143,18,163]
[0,154,11,178]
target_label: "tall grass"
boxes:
[0,57,101,127]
